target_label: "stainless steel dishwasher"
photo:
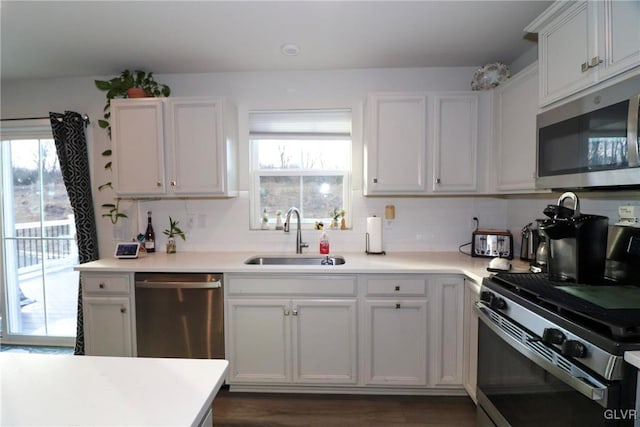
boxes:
[134,273,224,359]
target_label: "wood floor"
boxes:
[212,389,477,426]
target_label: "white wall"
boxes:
[2,68,638,259]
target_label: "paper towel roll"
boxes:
[366,216,383,253]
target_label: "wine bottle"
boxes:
[145,211,155,253]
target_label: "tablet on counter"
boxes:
[114,242,140,259]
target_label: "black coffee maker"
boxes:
[538,192,609,284]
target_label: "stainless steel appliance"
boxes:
[519,222,539,261]
[472,229,514,259]
[135,273,224,359]
[536,74,640,190]
[476,225,640,426]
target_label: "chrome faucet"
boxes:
[284,207,308,254]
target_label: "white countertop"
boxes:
[75,251,531,284]
[0,353,228,426]
[625,351,640,370]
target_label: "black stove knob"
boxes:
[561,340,587,358]
[480,291,494,304]
[542,328,566,345]
[490,297,507,310]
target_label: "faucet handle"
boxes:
[301,242,308,248]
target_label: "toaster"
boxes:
[472,229,513,259]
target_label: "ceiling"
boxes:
[0,1,551,81]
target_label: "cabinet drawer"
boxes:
[365,278,427,296]
[227,275,357,296]
[82,274,131,295]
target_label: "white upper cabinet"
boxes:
[111,99,165,195]
[364,93,427,195]
[597,0,640,80]
[432,94,478,193]
[492,63,544,193]
[527,0,640,106]
[111,97,237,197]
[364,91,481,195]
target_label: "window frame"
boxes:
[248,110,353,230]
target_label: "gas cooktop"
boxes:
[487,272,640,342]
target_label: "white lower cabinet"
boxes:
[362,276,428,386]
[463,278,481,402]
[225,275,358,386]
[429,276,464,387]
[225,273,465,393]
[81,273,134,357]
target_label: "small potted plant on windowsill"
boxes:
[163,216,186,254]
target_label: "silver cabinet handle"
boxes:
[292,309,298,316]
[156,181,162,187]
[436,178,441,184]
[170,180,177,187]
[284,309,290,316]
[120,307,126,314]
[99,283,105,289]
[395,303,401,309]
[394,285,400,291]
[581,61,589,72]
[373,178,378,184]
[589,56,603,68]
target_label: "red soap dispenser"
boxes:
[319,231,330,255]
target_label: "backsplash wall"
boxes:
[126,192,509,254]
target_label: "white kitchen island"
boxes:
[1,353,228,426]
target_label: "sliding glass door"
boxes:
[1,120,77,345]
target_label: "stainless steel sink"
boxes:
[244,255,346,266]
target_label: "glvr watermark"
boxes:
[604,409,638,420]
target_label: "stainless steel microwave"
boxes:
[536,74,640,190]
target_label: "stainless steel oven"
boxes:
[475,271,640,427]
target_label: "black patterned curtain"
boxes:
[50,111,99,355]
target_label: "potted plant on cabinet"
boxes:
[94,69,171,224]
[94,69,171,134]
[163,216,186,253]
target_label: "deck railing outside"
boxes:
[15,218,77,273]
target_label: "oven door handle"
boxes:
[475,302,610,407]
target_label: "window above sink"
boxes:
[249,109,352,230]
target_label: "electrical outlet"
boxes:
[470,216,479,230]
[186,214,196,230]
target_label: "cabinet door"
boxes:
[538,1,596,105]
[463,279,481,403]
[226,299,291,383]
[363,299,428,386]
[493,64,540,192]
[432,94,478,192]
[166,98,226,195]
[365,93,427,194]
[292,299,358,384]
[111,99,165,195]
[429,276,464,387]
[83,296,132,357]
[598,0,640,80]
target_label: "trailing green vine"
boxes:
[94,69,171,224]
